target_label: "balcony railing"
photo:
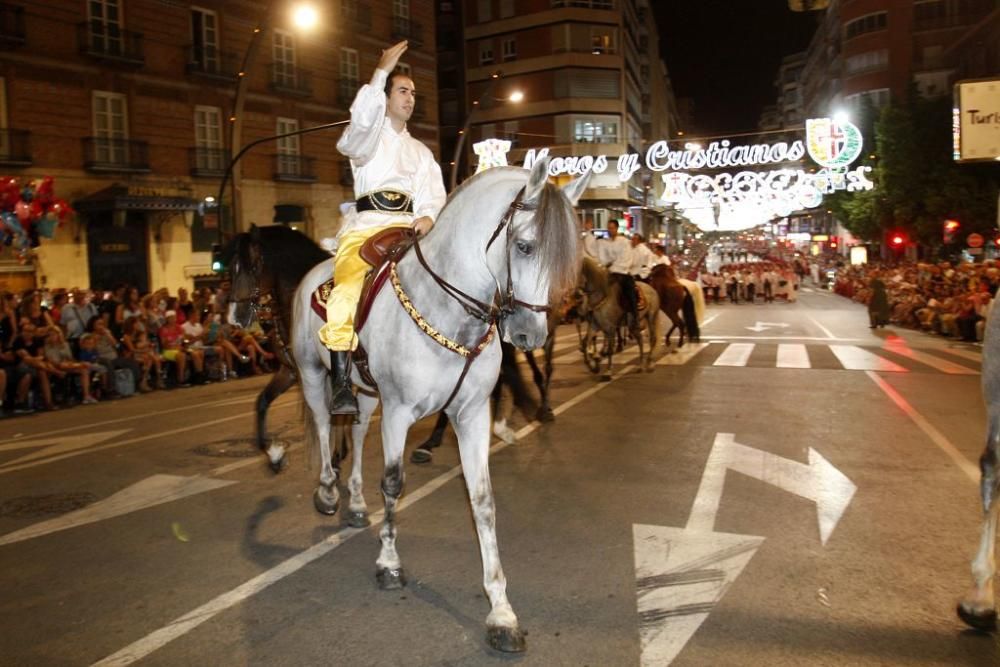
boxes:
[77,22,144,65]
[0,129,31,167]
[269,63,312,97]
[340,0,373,31]
[337,80,358,108]
[83,137,150,172]
[273,154,316,182]
[0,3,25,47]
[391,17,423,46]
[186,45,240,81]
[189,147,228,178]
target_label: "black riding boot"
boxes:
[329,350,358,415]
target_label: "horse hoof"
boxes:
[376,567,407,590]
[487,626,526,653]
[346,510,370,528]
[410,447,433,465]
[313,485,340,516]
[267,455,288,474]
[957,603,998,632]
[536,406,555,423]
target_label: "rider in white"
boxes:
[598,220,638,319]
[629,233,655,280]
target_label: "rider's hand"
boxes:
[412,216,433,236]
[378,41,408,74]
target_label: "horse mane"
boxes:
[650,264,676,281]
[580,255,608,290]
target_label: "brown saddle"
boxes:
[310,226,416,331]
[617,284,648,313]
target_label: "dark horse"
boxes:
[222,224,331,471]
[649,264,700,349]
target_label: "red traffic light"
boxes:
[890,234,905,246]
[944,220,961,231]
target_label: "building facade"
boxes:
[0,0,439,294]
[451,0,677,237]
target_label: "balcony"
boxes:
[83,137,150,172]
[269,63,312,97]
[391,17,423,46]
[189,147,228,178]
[0,129,31,167]
[273,154,316,182]
[337,80,358,108]
[340,0,373,31]
[914,12,989,32]
[0,3,25,48]
[186,45,240,81]
[77,22,144,65]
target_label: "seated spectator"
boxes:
[122,316,163,390]
[87,318,144,393]
[159,310,202,386]
[956,296,984,342]
[43,328,97,404]
[61,288,99,348]
[11,323,56,410]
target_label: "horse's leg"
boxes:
[452,401,525,653]
[411,412,449,464]
[375,407,415,590]
[345,391,379,527]
[301,368,340,516]
[645,309,658,371]
[523,349,548,421]
[491,375,517,444]
[255,364,297,473]
[535,333,556,422]
[958,410,1000,630]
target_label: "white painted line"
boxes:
[937,347,982,363]
[700,314,719,328]
[807,316,838,339]
[714,344,754,367]
[0,429,131,466]
[776,344,810,369]
[92,341,648,667]
[703,335,862,342]
[882,342,978,375]
[0,475,236,547]
[656,343,709,366]
[865,371,978,483]
[829,345,907,373]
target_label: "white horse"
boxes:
[282,159,589,652]
[958,304,1000,631]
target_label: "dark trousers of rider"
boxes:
[612,272,638,318]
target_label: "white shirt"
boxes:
[337,68,447,237]
[181,321,204,340]
[599,235,633,274]
[653,255,672,267]
[582,232,599,259]
[629,243,655,279]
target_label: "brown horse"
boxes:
[649,264,699,348]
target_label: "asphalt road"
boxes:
[1,284,998,666]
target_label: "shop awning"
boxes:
[74,183,199,214]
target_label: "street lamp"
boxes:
[222,1,318,241]
[449,72,524,191]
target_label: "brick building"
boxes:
[0,0,439,293]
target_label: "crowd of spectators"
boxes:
[834,260,997,342]
[0,282,277,417]
[699,256,805,304]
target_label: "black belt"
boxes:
[356,190,413,214]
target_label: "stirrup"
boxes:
[330,386,358,415]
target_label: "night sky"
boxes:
[653,0,821,136]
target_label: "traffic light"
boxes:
[889,232,907,249]
[943,219,961,244]
[211,243,224,273]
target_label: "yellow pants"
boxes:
[319,222,410,351]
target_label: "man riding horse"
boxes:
[318,40,447,415]
[598,220,639,322]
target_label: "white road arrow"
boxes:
[687,433,856,545]
[0,474,237,546]
[0,429,132,468]
[745,321,790,332]
[634,433,857,665]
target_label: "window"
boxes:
[393,0,410,19]
[501,120,519,144]
[590,30,615,54]
[555,69,620,99]
[478,0,492,22]
[340,47,359,83]
[552,0,613,8]
[501,38,517,62]
[190,7,219,71]
[573,116,619,143]
[92,90,128,165]
[844,49,888,75]
[500,0,515,17]
[479,41,494,65]
[845,88,890,110]
[272,29,297,87]
[844,12,887,40]
[194,106,223,171]
[88,0,122,54]
[480,122,495,140]
[397,62,412,77]
[276,117,301,175]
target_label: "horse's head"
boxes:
[223,224,263,328]
[494,157,591,350]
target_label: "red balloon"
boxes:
[28,200,43,221]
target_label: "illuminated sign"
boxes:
[472,138,512,173]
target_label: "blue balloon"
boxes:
[20,186,32,202]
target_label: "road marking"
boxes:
[699,314,719,328]
[745,321,789,333]
[807,316,838,339]
[829,345,907,373]
[656,343,709,366]
[713,343,754,367]
[865,371,979,483]
[702,335,862,342]
[91,337,650,667]
[776,344,810,369]
[0,429,131,467]
[882,340,978,375]
[0,474,236,547]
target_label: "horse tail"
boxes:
[683,287,700,343]
[499,341,538,418]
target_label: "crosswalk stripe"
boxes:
[882,342,978,375]
[828,345,908,373]
[657,342,709,366]
[776,343,810,369]
[714,343,755,367]
[937,347,982,363]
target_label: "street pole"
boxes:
[449,72,501,192]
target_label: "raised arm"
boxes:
[336,41,409,166]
